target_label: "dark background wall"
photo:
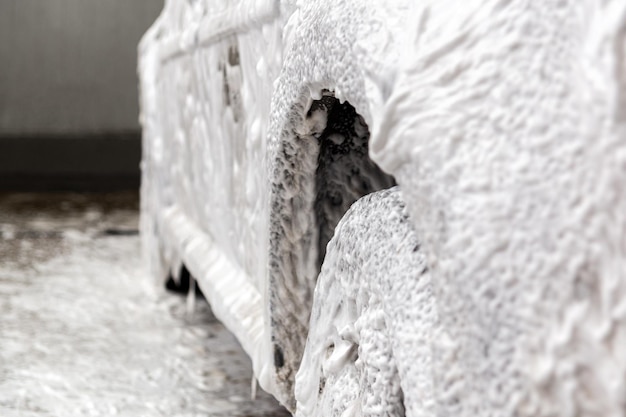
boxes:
[0,0,164,190]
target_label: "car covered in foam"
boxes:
[139,1,626,415]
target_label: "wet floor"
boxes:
[0,192,290,417]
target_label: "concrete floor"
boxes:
[0,192,290,417]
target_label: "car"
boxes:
[138,0,626,416]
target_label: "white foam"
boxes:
[139,0,626,415]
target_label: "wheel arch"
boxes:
[264,3,399,409]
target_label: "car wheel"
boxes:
[294,187,436,417]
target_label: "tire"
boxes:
[294,187,436,417]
